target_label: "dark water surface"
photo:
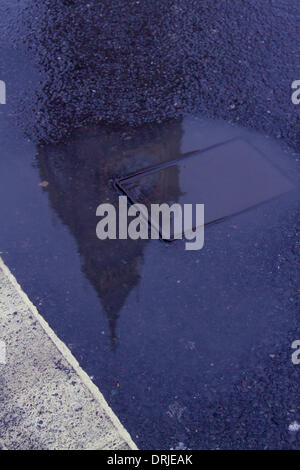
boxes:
[0,0,300,450]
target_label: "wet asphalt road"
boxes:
[1,0,300,146]
[0,0,299,450]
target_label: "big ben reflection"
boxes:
[36,120,183,346]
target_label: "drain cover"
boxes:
[116,138,294,238]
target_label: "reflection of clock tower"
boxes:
[37,120,183,346]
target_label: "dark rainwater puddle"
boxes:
[1,0,300,450]
[0,107,299,448]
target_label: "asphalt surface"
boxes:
[1,0,300,147]
[0,0,299,450]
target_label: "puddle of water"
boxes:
[0,0,299,451]
[0,112,298,449]
[117,138,294,238]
